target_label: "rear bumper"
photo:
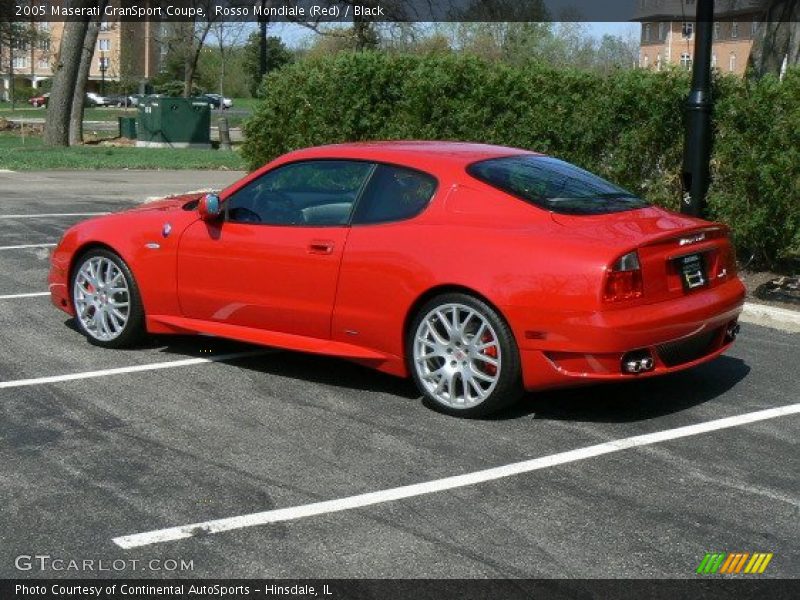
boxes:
[512,277,745,390]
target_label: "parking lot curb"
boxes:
[741,302,800,333]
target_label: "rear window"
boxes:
[467,155,649,215]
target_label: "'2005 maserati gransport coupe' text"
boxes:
[49,142,745,417]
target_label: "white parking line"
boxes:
[112,401,800,549]
[0,212,109,219]
[0,243,56,250]
[0,292,50,299]
[0,351,265,390]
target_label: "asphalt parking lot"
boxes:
[0,170,798,579]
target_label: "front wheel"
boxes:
[71,249,145,348]
[408,293,523,418]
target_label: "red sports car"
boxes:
[49,142,745,416]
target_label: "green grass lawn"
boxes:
[0,131,246,171]
[231,97,260,112]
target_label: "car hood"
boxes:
[121,192,206,214]
[549,206,715,250]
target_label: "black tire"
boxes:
[70,248,146,348]
[407,292,524,418]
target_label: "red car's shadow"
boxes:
[501,356,750,423]
[65,320,750,422]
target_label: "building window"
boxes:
[643,23,651,43]
[656,54,662,71]
[714,22,721,40]
[643,54,649,68]
[711,53,717,68]
[729,53,737,72]
[680,52,692,70]
[99,57,110,70]
[100,21,112,31]
[38,38,50,52]
[38,58,49,69]
[98,39,111,52]
[12,57,28,69]
[38,23,49,32]
[751,21,760,37]
[658,22,668,41]
[12,38,28,51]
[731,22,739,39]
[682,22,694,39]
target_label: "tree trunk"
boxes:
[43,6,91,147]
[183,20,212,97]
[749,0,800,79]
[7,46,13,111]
[258,6,269,78]
[69,16,102,146]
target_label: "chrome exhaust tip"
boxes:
[622,351,655,374]
[725,322,741,342]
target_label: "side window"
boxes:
[226,160,373,226]
[352,165,437,225]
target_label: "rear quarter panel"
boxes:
[331,184,614,372]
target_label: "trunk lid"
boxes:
[552,206,738,305]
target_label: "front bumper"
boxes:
[48,249,74,316]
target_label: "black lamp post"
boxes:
[99,51,107,96]
[681,0,715,218]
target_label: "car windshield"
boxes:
[467,155,649,215]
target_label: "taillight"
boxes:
[604,251,643,302]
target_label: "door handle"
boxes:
[308,240,335,255]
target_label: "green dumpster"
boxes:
[136,96,211,149]
[118,116,137,139]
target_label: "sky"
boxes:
[265,21,641,49]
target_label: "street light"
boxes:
[99,50,107,96]
[681,0,715,218]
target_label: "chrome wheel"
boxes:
[413,303,502,409]
[73,256,131,342]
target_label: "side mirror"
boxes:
[199,193,222,221]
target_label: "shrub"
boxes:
[243,52,800,267]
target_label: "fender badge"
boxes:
[162,223,172,238]
[145,242,161,250]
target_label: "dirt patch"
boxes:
[739,270,800,311]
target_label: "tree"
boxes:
[69,5,106,146]
[0,18,38,108]
[749,0,800,78]
[242,32,292,96]
[43,2,93,146]
[155,1,221,97]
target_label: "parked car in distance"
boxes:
[29,93,49,107]
[203,93,232,109]
[105,94,138,107]
[48,142,745,417]
[86,92,108,107]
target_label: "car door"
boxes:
[176,160,375,340]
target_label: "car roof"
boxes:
[281,141,539,170]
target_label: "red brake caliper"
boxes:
[481,331,498,376]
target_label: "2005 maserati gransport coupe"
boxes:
[49,142,745,416]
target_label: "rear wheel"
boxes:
[71,249,145,348]
[408,293,523,417]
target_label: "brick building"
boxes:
[1,18,161,100]
[636,0,766,76]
